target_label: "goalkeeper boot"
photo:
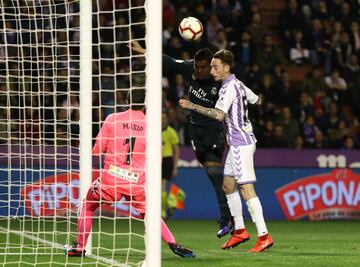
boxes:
[217,218,232,238]
[64,241,86,257]
[169,243,196,258]
[249,233,274,253]
[221,229,251,249]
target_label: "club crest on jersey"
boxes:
[211,87,218,95]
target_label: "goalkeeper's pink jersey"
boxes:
[92,109,146,196]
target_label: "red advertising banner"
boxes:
[275,169,360,220]
[20,171,141,218]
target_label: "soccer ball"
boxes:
[178,17,203,41]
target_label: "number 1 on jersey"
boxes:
[124,137,136,164]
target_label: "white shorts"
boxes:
[224,144,257,184]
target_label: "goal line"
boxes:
[0,226,127,267]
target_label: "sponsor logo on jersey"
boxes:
[275,169,360,220]
[108,165,139,183]
[189,86,212,103]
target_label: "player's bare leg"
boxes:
[221,176,250,249]
[240,184,274,252]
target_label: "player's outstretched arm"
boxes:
[128,41,145,54]
[179,99,225,121]
[128,41,192,79]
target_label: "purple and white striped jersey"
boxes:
[215,74,259,146]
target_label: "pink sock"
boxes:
[76,190,100,250]
[161,219,176,244]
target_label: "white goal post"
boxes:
[0,0,161,266]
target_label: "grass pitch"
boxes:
[0,218,359,267]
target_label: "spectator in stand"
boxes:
[230,31,255,75]
[331,21,344,48]
[222,0,243,42]
[333,32,353,70]
[293,136,305,150]
[242,63,262,93]
[194,3,208,27]
[342,136,356,149]
[311,0,332,22]
[289,30,310,65]
[342,106,359,139]
[164,36,183,59]
[335,2,355,32]
[301,65,327,97]
[294,92,315,124]
[168,74,187,105]
[323,19,333,45]
[245,13,268,48]
[211,29,228,50]
[272,125,289,148]
[275,106,300,148]
[311,129,329,148]
[279,0,306,44]
[216,0,242,36]
[302,114,320,147]
[271,64,284,87]
[206,14,224,44]
[343,54,360,87]
[349,21,360,54]
[308,18,332,75]
[328,120,352,148]
[257,120,275,148]
[163,0,177,28]
[241,2,259,26]
[216,0,232,24]
[258,74,278,105]
[277,71,298,111]
[325,69,347,104]
[257,34,284,73]
[326,101,343,130]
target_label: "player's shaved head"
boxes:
[194,48,213,63]
[127,89,145,110]
[194,48,213,80]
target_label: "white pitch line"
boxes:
[0,226,128,267]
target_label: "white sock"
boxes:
[246,197,268,236]
[226,192,245,230]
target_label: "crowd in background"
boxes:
[0,0,359,150]
[161,0,360,150]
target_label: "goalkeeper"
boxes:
[129,41,233,238]
[65,89,195,258]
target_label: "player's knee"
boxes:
[222,177,236,194]
[205,165,223,185]
[205,166,222,177]
[239,184,257,201]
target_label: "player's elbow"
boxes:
[216,110,226,121]
[256,96,262,105]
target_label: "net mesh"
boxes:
[0,0,147,266]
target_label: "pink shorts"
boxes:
[90,178,146,214]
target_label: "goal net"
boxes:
[0,0,161,266]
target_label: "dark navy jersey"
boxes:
[163,55,223,129]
